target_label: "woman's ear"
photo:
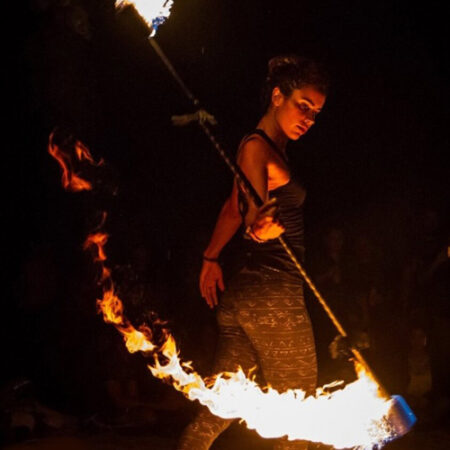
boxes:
[271,87,284,107]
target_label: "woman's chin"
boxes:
[289,130,302,140]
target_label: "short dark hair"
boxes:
[261,55,330,112]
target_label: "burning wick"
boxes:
[117,0,173,37]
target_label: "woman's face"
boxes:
[272,85,326,140]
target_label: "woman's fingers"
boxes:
[200,264,213,300]
[199,272,207,299]
[205,274,225,308]
[259,197,278,214]
[218,275,225,292]
[252,218,285,240]
[199,264,224,308]
[200,281,212,307]
[209,284,218,307]
[273,222,285,233]
[204,283,218,309]
[204,287,214,308]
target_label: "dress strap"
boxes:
[245,129,289,165]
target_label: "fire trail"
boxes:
[48,128,412,449]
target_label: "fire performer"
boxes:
[178,55,329,450]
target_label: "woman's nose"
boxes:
[307,109,318,122]
[303,117,315,127]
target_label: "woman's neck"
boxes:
[257,111,288,153]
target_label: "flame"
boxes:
[84,232,156,353]
[48,130,102,192]
[84,231,397,448]
[51,133,404,449]
[151,344,396,448]
[117,0,174,37]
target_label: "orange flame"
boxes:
[84,230,397,448]
[83,231,157,353]
[52,133,401,448]
[83,232,108,262]
[48,130,101,192]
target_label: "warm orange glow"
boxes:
[83,231,157,353]
[75,140,97,164]
[83,232,108,262]
[47,131,101,192]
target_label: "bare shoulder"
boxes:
[237,135,271,166]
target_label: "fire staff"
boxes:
[178,55,330,450]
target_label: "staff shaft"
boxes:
[149,38,200,106]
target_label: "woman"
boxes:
[178,55,329,450]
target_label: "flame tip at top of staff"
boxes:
[117,0,174,37]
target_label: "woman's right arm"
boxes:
[200,187,242,308]
[200,138,284,308]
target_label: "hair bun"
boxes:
[261,54,330,112]
[268,55,302,76]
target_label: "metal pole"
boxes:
[149,38,200,107]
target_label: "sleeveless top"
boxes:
[235,129,307,284]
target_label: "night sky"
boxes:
[4,0,449,415]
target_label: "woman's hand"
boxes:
[248,198,285,242]
[199,260,225,309]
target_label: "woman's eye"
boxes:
[298,103,309,113]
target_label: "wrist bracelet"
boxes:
[203,255,219,262]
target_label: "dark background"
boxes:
[4,0,449,434]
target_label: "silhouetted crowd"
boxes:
[307,204,449,426]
